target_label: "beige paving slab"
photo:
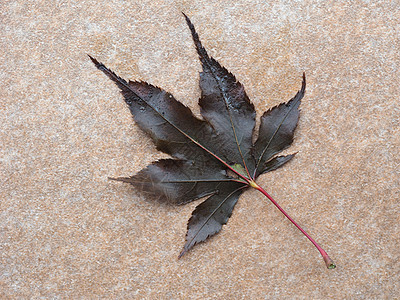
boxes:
[1,1,399,298]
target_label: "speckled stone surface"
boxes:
[1,1,399,298]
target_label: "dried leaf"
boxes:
[89,14,335,269]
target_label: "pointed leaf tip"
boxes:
[178,249,186,259]
[108,176,132,183]
[301,72,306,93]
[88,54,100,66]
[260,154,296,175]
[182,12,191,25]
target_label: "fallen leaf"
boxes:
[89,13,335,269]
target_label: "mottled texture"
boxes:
[1,1,399,298]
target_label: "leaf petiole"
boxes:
[250,181,336,269]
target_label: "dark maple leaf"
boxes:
[89,13,335,269]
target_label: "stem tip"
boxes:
[323,255,336,269]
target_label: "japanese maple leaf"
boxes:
[89,13,335,269]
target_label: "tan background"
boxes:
[1,0,399,298]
